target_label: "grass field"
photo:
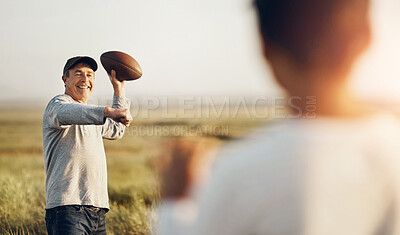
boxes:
[0,107,268,234]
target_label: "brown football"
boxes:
[100,51,143,81]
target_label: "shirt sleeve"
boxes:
[157,199,198,235]
[157,156,250,235]
[101,95,131,140]
[44,95,105,129]
[190,167,244,235]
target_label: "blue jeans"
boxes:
[45,205,108,235]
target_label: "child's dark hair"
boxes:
[254,0,370,66]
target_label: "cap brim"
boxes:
[64,56,98,75]
[71,57,98,72]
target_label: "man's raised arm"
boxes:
[101,70,132,139]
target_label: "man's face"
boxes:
[62,63,95,103]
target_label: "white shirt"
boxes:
[158,113,400,235]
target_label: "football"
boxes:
[100,51,143,81]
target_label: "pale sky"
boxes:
[0,0,399,103]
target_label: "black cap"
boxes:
[63,56,98,76]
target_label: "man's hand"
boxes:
[104,107,132,126]
[108,70,125,97]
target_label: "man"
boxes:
[157,0,400,234]
[42,56,132,234]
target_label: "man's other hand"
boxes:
[104,107,132,126]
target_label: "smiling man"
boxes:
[42,56,132,235]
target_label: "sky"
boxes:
[0,0,399,104]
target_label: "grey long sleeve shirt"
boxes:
[42,94,130,209]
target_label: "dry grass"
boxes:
[0,107,267,234]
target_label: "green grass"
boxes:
[0,108,267,234]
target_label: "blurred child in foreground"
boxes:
[156,0,400,234]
